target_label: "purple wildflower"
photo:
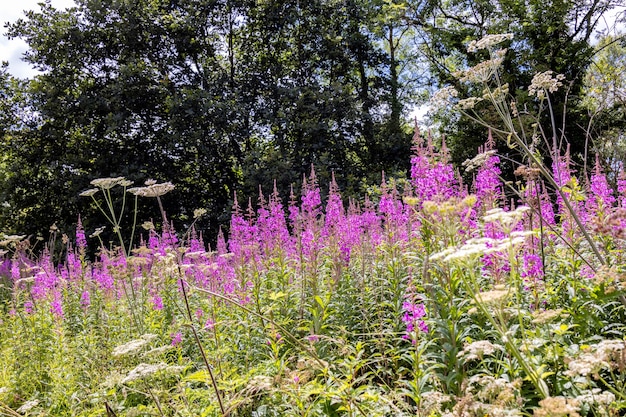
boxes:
[80,290,91,310]
[50,291,64,319]
[402,301,428,344]
[587,156,615,215]
[24,300,34,314]
[151,294,163,311]
[75,216,87,252]
[171,331,182,346]
[474,133,502,212]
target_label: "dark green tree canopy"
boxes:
[2,0,411,241]
[0,0,621,242]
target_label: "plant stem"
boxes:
[178,274,225,415]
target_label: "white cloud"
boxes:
[1,0,76,78]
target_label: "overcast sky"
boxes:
[1,0,76,78]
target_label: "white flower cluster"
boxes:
[565,339,626,378]
[79,188,99,197]
[128,181,175,197]
[458,49,507,84]
[458,340,504,360]
[81,176,134,196]
[467,34,514,52]
[122,362,169,383]
[463,149,497,172]
[419,391,452,415]
[483,83,509,101]
[193,208,207,218]
[0,234,26,248]
[112,334,158,357]
[575,389,615,411]
[429,86,459,110]
[475,288,510,305]
[455,97,485,111]
[534,396,580,417]
[245,375,274,394]
[531,309,566,324]
[566,353,608,378]
[483,206,531,233]
[528,71,566,99]
[91,176,133,189]
[483,206,530,224]
[430,231,533,263]
[142,345,174,357]
[16,399,40,414]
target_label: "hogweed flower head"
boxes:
[90,177,133,189]
[193,208,207,219]
[455,97,484,110]
[483,83,509,101]
[458,54,507,84]
[89,226,105,238]
[79,188,99,197]
[128,181,175,198]
[467,33,514,52]
[528,71,566,99]
[429,86,459,110]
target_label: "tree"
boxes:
[237,0,412,198]
[406,0,621,174]
[2,0,417,242]
[3,0,249,239]
[582,34,626,177]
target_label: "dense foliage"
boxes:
[1,0,623,239]
[412,0,623,171]
[0,0,413,239]
[2,122,626,414]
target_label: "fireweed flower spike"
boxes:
[402,301,428,344]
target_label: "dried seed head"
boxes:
[467,34,514,52]
[90,177,132,189]
[79,188,99,197]
[528,71,566,99]
[193,208,207,218]
[128,182,175,198]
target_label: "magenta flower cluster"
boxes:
[2,131,624,345]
